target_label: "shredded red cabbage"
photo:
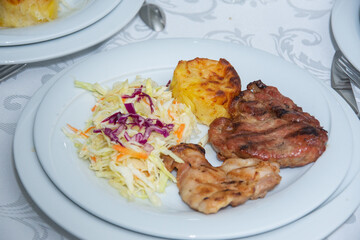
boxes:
[166,80,171,87]
[124,103,136,114]
[93,87,174,148]
[122,87,154,113]
[93,125,126,145]
[95,106,174,148]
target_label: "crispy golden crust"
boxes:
[0,0,58,27]
[170,58,241,125]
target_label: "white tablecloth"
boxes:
[1,0,359,239]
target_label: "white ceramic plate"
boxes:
[14,59,360,240]
[0,0,121,46]
[33,39,352,239]
[0,0,143,64]
[331,0,360,71]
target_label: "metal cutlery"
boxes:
[331,50,360,117]
[0,64,27,83]
[139,2,166,32]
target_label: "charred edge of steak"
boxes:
[287,126,321,137]
[253,80,267,89]
[247,80,267,92]
[169,143,206,155]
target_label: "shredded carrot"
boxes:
[142,97,150,106]
[168,109,174,120]
[112,144,149,160]
[67,124,89,138]
[91,97,105,112]
[90,156,97,162]
[84,126,95,134]
[116,153,125,161]
[80,132,89,138]
[174,124,185,143]
[67,123,79,132]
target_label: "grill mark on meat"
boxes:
[228,122,295,138]
[272,106,289,118]
[222,180,243,185]
[240,144,249,150]
[287,126,319,137]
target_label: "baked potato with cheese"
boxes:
[170,58,241,125]
[0,0,58,28]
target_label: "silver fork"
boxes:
[0,64,27,83]
[331,50,360,117]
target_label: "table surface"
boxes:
[1,0,360,239]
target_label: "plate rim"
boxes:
[0,0,122,46]
[331,0,360,71]
[32,39,353,239]
[0,0,144,65]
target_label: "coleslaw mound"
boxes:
[63,76,199,206]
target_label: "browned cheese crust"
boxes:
[170,58,241,125]
[0,0,58,27]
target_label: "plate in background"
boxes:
[331,0,360,71]
[0,0,143,64]
[0,0,121,46]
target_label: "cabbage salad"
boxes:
[63,76,199,206]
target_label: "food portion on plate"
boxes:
[162,143,281,214]
[170,58,241,125]
[65,57,328,214]
[0,0,59,27]
[64,77,199,206]
[209,80,328,168]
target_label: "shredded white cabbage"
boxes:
[64,76,199,205]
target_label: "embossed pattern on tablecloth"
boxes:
[1,0,359,239]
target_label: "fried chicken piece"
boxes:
[162,143,281,214]
[209,80,328,168]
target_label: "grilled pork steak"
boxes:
[208,80,328,168]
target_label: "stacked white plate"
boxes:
[0,0,144,64]
[331,0,360,110]
[14,39,360,239]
